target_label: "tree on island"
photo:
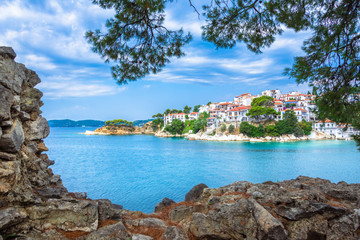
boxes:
[193,105,201,112]
[105,119,133,127]
[87,0,360,146]
[247,96,278,121]
[165,119,185,135]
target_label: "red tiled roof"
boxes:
[294,108,308,112]
[228,106,251,112]
[189,112,199,115]
[285,100,298,102]
[207,117,215,120]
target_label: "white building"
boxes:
[188,112,199,120]
[262,89,281,99]
[226,106,251,122]
[313,120,360,139]
[294,108,309,121]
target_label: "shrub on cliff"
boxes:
[299,119,312,135]
[165,119,185,135]
[220,124,226,132]
[228,124,235,133]
[240,122,264,137]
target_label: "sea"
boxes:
[45,127,360,213]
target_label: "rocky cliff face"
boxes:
[94,122,155,135]
[0,47,359,240]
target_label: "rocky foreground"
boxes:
[0,47,359,239]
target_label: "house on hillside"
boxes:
[313,120,360,139]
[226,106,251,122]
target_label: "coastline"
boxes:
[90,125,346,143]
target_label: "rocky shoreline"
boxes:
[1,47,359,239]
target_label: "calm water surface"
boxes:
[45,127,360,213]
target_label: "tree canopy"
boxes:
[247,96,278,121]
[88,0,360,136]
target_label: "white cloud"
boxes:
[20,54,57,71]
[39,81,126,98]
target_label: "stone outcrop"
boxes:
[93,122,155,135]
[1,47,359,239]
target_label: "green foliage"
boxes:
[207,101,211,106]
[251,96,274,107]
[247,106,278,121]
[294,126,305,137]
[239,122,264,138]
[86,0,191,84]
[105,119,133,126]
[247,96,277,121]
[151,118,164,131]
[183,105,191,114]
[182,120,195,133]
[265,124,280,137]
[152,113,163,119]
[299,120,312,135]
[165,119,185,135]
[220,124,226,132]
[193,105,201,112]
[228,124,235,133]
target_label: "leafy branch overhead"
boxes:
[86,0,192,84]
[87,0,360,131]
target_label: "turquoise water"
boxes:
[45,127,360,213]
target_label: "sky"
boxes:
[0,0,312,121]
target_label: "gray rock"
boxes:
[251,191,263,199]
[155,197,176,212]
[95,199,122,221]
[162,226,189,240]
[25,69,41,87]
[25,116,49,140]
[20,87,43,113]
[82,222,130,240]
[132,234,154,240]
[27,199,99,232]
[0,120,24,153]
[0,93,10,121]
[139,218,166,229]
[185,183,208,202]
[0,127,2,138]
[170,205,205,222]
[0,47,16,59]
[19,111,31,121]
[250,199,288,240]
[0,207,27,230]
[0,120,13,127]
[74,192,87,199]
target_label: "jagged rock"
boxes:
[20,87,43,113]
[0,86,11,121]
[0,151,16,161]
[132,234,154,240]
[0,207,26,230]
[26,199,99,232]
[0,46,16,59]
[0,120,13,127]
[25,116,49,140]
[185,183,208,202]
[95,199,122,221]
[0,127,2,138]
[250,199,288,240]
[37,142,48,152]
[162,226,189,240]
[125,218,167,229]
[81,222,130,240]
[0,120,24,153]
[154,197,176,212]
[25,69,40,87]
[170,205,205,222]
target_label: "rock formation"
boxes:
[0,47,359,239]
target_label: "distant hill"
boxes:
[48,119,105,127]
[48,119,153,127]
[133,119,153,127]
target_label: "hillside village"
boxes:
[163,89,359,139]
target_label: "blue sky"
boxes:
[0,0,311,121]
